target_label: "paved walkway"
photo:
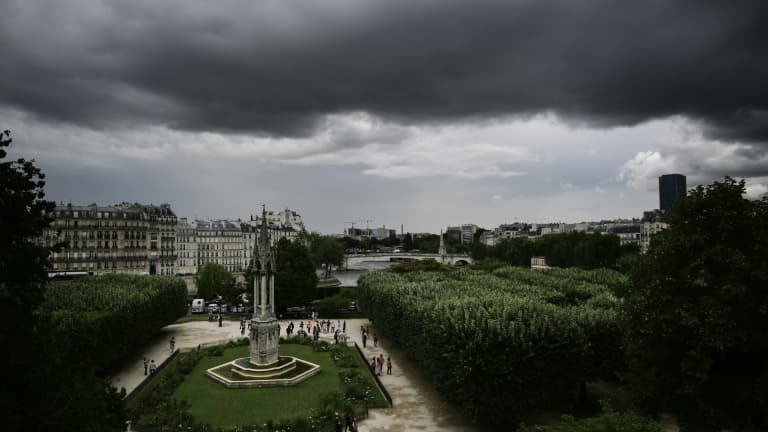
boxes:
[112,318,476,431]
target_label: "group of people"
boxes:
[361,326,377,348]
[334,411,358,432]
[142,357,157,375]
[361,326,393,376]
[141,336,177,376]
[285,319,348,340]
[333,328,349,344]
[239,317,250,335]
[370,354,392,377]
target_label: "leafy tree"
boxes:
[623,178,768,431]
[471,237,540,267]
[413,233,440,252]
[195,262,236,301]
[274,238,318,311]
[0,130,125,431]
[312,235,344,279]
[338,236,363,251]
[402,232,414,250]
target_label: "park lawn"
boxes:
[174,344,344,428]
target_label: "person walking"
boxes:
[148,359,157,375]
[362,333,367,348]
[143,357,148,376]
[343,320,346,332]
[169,336,175,351]
[373,333,378,347]
[386,356,392,375]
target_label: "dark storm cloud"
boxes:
[1,0,767,143]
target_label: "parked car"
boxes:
[207,302,228,313]
[284,306,310,319]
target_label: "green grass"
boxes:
[173,344,386,428]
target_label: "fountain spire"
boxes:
[249,204,280,365]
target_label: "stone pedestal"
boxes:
[249,317,280,366]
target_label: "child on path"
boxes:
[373,333,378,347]
[149,359,157,375]
[169,336,175,351]
[386,357,392,375]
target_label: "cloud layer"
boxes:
[2,1,767,231]
[2,0,767,144]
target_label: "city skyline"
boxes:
[3,1,767,234]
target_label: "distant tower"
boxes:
[249,205,280,366]
[438,230,447,258]
[659,174,687,214]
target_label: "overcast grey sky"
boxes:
[3,0,767,233]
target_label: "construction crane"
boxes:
[344,220,364,236]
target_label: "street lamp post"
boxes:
[218,295,223,327]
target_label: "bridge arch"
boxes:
[344,252,473,269]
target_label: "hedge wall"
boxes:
[39,275,187,373]
[357,266,624,428]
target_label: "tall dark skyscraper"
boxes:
[659,174,687,214]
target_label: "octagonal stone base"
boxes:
[206,356,320,388]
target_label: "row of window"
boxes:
[52,260,147,270]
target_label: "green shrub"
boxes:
[358,266,623,428]
[315,294,350,317]
[517,402,662,432]
[389,259,452,273]
[40,275,187,373]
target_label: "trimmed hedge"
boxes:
[358,266,624,428]
[40,275,187,373]
[518,402,662,432]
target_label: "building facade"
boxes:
[141,204,177,275]
[176,218,198,275]
[196,220,244,273]
[640,210,667,252]
[43,203,155,276]
[607,224,641,247]
[659,174,687,214]
[177,208,307,275]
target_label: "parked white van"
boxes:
[191,298,205,314]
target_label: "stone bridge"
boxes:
[344,252,473,269]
